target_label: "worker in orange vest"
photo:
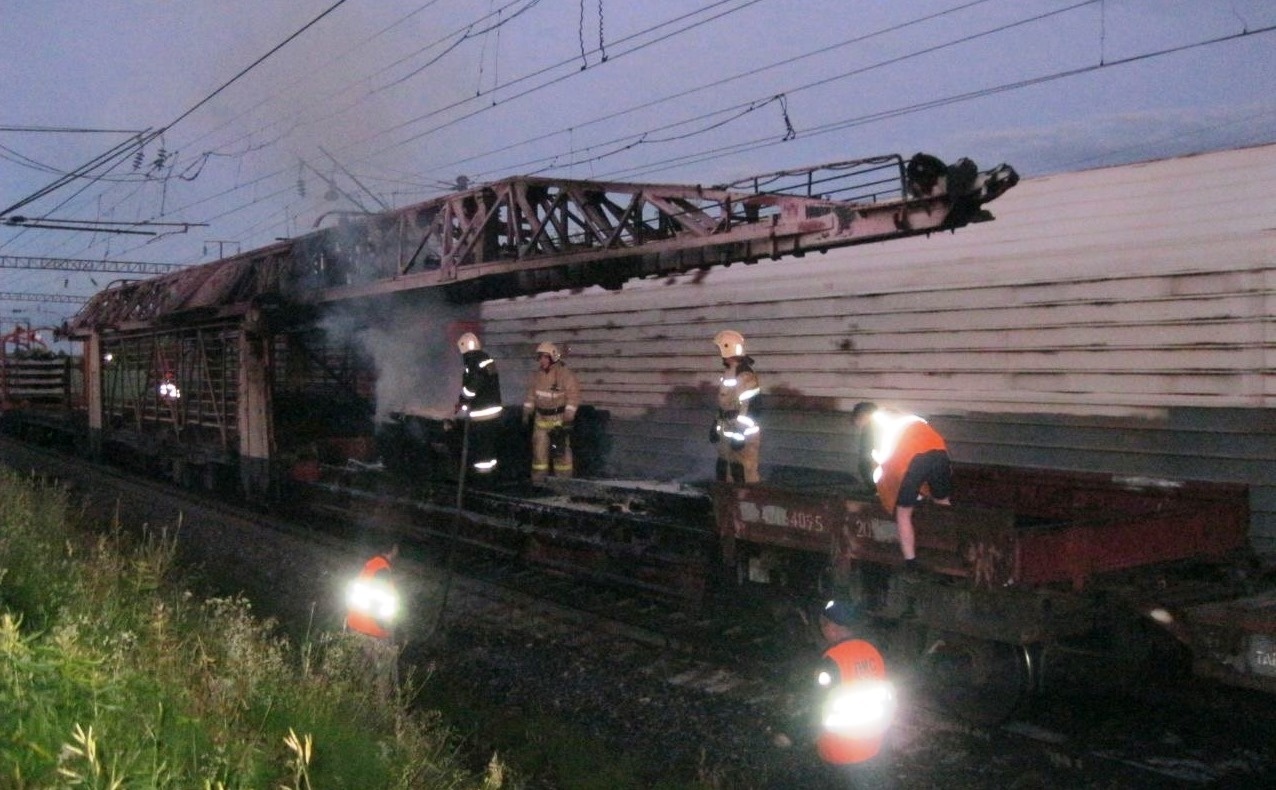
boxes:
[815,599,896,788]
[345,543,402,699]
[852,402,952,567]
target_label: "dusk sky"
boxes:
[2,0,1274,332]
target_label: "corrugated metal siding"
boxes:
[475,143,1276,552]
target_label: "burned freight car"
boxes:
[10,151,1276,719]
[54,152,1017,498]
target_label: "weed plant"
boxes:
[0,469,510,789]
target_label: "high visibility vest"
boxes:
[346,555,394,639]
[816,638,893,765]
[874,417,947,513]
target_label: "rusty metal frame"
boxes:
[64,153,1017,336]
[99,324,241,452]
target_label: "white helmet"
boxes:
[534,341,561,363]
[713,330,745,359]
[457,332,481,353]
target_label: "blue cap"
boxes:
[821,599,865,628]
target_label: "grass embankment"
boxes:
[0,468,507,789]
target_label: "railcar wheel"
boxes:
[916,633,1031,725]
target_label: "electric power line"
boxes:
[0,0,352,238]
[47,1,770,260]
[0,255,182,275]
[18,1,1274,276]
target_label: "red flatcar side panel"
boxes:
[711,483,1022,587]
[713,465,1251,593]
[712,483,849,559]
[1016,502,1250,591]
[908,505,1019,587]
[954,464,1249,525]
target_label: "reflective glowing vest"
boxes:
[816,638,894,765]
[346,554,394,639]
[871,414,947,513]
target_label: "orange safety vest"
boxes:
[875,419,947,513]
[816,638,892,765]
[345,554,394,639]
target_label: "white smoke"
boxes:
[319,290,477,423]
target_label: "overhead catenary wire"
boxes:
[67,0,1126,243]
[599,20,1276,183]
[379,0,767,152]
[167,0,544,165]
[8,1,1274,281]
[0,125,147,134]
[0,0,579,264]
[84,16,1276,270]
[37,0,770,261]
[0,0,352,238]
[420,0,999,181]
[3,0,965,259]
[77,0,1072,235]
[0,0,358,304]
[455,0,1099,182]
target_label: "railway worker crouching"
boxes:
[523,341,581,483]
[851,402,952,568]
[709,330,761,483]
[815,599,897,789]
[455,332,504,475]
[344,542,402,702]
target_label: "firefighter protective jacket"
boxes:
[816,638,893,765]
[714,356,761,445]
[346,554,395,640]
[523,361,581,425]
[458,349,503,421]
[872,415,947,513]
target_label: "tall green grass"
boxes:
[0,469,510,789]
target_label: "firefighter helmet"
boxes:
[457,332,481,353]
[534,341,561,363]
[713,330,745,358]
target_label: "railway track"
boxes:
[296,463,824,673]
[5,436,1276,787]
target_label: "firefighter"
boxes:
[815,599,896,788]
[344,543,402,701]
[455,332,504,475]
[851,402,952,567]
[709,330,761,483]
[522,341,581,482]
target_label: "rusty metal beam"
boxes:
[64,153,1018,337]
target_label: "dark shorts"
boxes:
[897,450,952,508]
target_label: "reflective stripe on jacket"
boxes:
[714,357,760,439]
[458,350,503,421]
[816,638,891,765]
[523,362,581,423]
